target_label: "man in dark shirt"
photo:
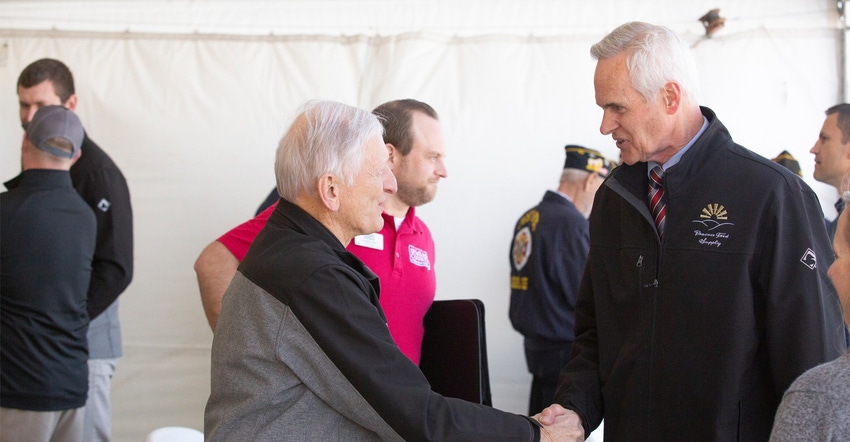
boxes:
[16,58,133,442]
[1,105,97,441]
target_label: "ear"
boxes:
[662,81,682,115]
[386,143,399,166]
[64,94,78,112]
[317,174,341,211]
[583,172,598,192]
[70,148,83,165]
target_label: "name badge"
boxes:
[354,233,384,250]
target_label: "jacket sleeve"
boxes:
[75,166,134,319]
[291,264,540,442]
[552,260,603,437]
[552,222,590,338]
[760,185,846,397]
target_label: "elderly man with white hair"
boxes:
[204,100,574,441]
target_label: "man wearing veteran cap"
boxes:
[509,145,613,415]
[1,105,96,441]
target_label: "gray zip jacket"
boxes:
[205,199,539,441]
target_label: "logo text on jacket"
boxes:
[691,203,734,248]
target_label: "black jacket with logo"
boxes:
[555,107,847,441]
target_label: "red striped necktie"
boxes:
[648,165,667,236]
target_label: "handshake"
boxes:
[532,404,586,442]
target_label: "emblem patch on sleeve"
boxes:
[800,248,817,270]
[512,226,532,270]
[97,198,111,212]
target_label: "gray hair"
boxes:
[591,21,701,104]
[275,100,384,202]
[559,167,592,185]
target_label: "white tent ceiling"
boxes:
[0,0,840,36]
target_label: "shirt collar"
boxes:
[648,116,709,176]
[554,190,572,203]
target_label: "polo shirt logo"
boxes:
[408,245,431,270]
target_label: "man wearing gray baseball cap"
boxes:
[0,105,97,442]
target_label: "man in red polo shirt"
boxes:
[195,99,448,365]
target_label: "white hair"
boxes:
[275,100,384,202]
[591,21,701,104]
[559,168,592,185]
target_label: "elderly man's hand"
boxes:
[533,404,584,442]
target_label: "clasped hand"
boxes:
[532,404,585,442]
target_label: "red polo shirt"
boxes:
[217,202,436,364]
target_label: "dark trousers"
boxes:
[525,343,572,415]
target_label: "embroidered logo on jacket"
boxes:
[800,248,817,269]
[512,226,532,270]
[691,203,734,248]
[97,198,111,212]
[697,203,731,223]
[408,245,431,270]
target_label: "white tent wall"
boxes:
[0,1,844,440]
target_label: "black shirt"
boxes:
[1,169,96,411]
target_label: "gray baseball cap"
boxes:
[25,105,84,159]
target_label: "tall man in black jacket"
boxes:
[15,58,133,442]
[538,22,846,441]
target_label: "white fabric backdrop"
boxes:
[0,1,844,440]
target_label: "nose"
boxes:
[20,105,38,125]
[436,158,448,179]
[599,111,616,136]
[383,166,397,194]
[810,142,818,155]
